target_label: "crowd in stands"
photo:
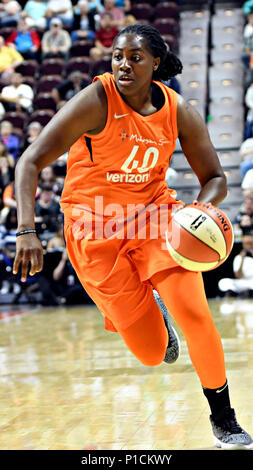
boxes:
[1,0,253,303]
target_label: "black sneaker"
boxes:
[210,406,253,449]
[153,290,180,364]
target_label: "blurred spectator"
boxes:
[239,135,253,177]
[0,0,21,27]
[45,0,74,28]
[0,207,20,296]
[234,189,253,235]
[86,0,104,14]
[244,81,253,138]
[242,167,253,190]
[38,165,62,198]
[0,140,15,168]
[0,121,20,160]
[122,13,136,27]
[242,10,253,87]
[41,17,72,60]
[36,246,92,305]
[115,0,131,11]
[71,0,96,42]
[35,183,62,236]
[2,181,16,209]
[23,0,48,30]
[0,102,6,119]
[23,121,42,150]
[0,35,24,84]
[218,233,253,297]
[5,17,41,60]
[52,248,92,305]
[47,223,66,250]
[0,140,14,189]
[51,71,90,108]
[102,0,125,28]
[165,167,178,187]
[243,2,253,15]
[0,72,34,112]
[162,77,181,95]
[52,151,68,177]
[1,181,16,225]
[90,12,118,61]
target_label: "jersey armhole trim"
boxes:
[84,75,111,139]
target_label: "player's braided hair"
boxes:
[113,23,183,81]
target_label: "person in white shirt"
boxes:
[0,72,34,112]
[219,234,253,295]
[45,0,74,28]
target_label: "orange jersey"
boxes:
[62,73,182,330]
[60,72,179,228]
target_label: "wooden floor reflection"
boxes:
[0,298,252,450]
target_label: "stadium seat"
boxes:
[180,28,209,48]
[220,185,243,205]
[179,46,208,64]
[207,127,243,150]
[162,34,178,52]
[40,59,65,77]
[219,202,242,222]
[89,58,112,78]
[174,188,200,205]
[0,27,15,40]
[130,4,154,21]
[33,93,57,111]
[216,150,242,169]
[16,60,39,78]
[209,85,244,104]
[70,40,94,57]
[170,169,200,189]
[223,167,242,186]
[154,2,179,20]
[65,57,91,75]
[209,64,244,82]
[209,102,244,121]
[131,0,156,4]
[37,75,62,93]
[209,78,244,99]
[171,152,192,171]
[27,109,55,127]
[3,112,28,130]
[211,26,245,48]
[153,18,179,36]
[180,85,207,103]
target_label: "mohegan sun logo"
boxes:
[119,130,129,141]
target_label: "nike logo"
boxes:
[216,383,228,394]
[114,113,129,119]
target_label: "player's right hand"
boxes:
[12,234,44,282]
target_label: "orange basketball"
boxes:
[165,202,234,272]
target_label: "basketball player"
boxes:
[13,24,252,449]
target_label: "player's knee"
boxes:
[136,344,166,367]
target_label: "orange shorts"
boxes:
[64,214,179,332]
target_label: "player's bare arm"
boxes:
[13,80,107,281]
[177,95,227,206]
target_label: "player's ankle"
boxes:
[202,379,231,418]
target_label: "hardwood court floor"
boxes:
[0,298,252,450]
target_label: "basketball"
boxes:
[165,202,234,272]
